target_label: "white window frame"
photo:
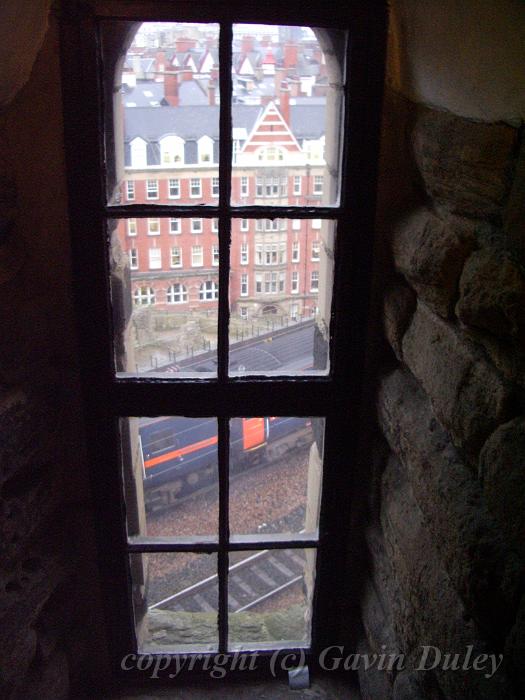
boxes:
[291,270,299,293]
[129,248,138,270]
[146,179,159,200]
[313,175,323,195]
[310,270,319,292]
[293,175,301,195]
[311,239,321,261]
[292,240,300,262]
[240,218,249,232]
[148,247,162,270]
[240,273,248,297]
[199,280,218,301]
[170,246,182,268]
[212,177,220,198]
[169,218,181,235]
[190,178,202,198]
[127,218,137,237]
[168,178,180,199]
[166,283,187,304]
[133,286,155,306]
[191,245,203,267]
[147,218,160,235]
[126,180,135,201]
[212,244,219,266]
[240,176,249,197]
[240,242,249,265]
[191,218,203,234]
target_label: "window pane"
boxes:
[109,218,218,376]
[230,25,346,206]
[121,417,219,538]
[229,219,336,375]
[103,22,219,206]
[131,553,218,653]
[228,548,315,650]
[229,417,324,537]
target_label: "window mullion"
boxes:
[218,416,230,652]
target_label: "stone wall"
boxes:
[357,80,525,700]
[0,8,107,699]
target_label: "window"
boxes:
[313,175,323,195]
[170,247,182,267]
[199,280,218,300]
[239,306,248,319]
[191,218,203,233]
[311,239,320,261]
[292,241,300,262]
[212,244,219,266]
[168,178,180,198]
[240,242,248,265]
[148,248,162,269]
[212,177,219,197]
[191,245,203,267]
[255,177,263,197]
[240,273,248,296]
[310,270,319,291]
[293,175,301,195]
[169,218,181,234]
[127,218,137,236]
[129,249,138,270]
[240,218,249,232]
[190,178,202,198]
[133,286,155,306]
[147,218,160,235]
[212,218,219,233]
[126,180,135,201]
[66,2,385,674]
[146,179,159,199]
[240,176,248,197]
[166,283,187,304]
[291,270,299,293]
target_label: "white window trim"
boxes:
[146,179,159,200]
[170,247,182,268]
[191,246,203,267]
[191,218,203,234]
[168,178,180,199]
[190,178,202,198]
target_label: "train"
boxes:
[139,416,311,512]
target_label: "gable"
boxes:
[240,101,301,154]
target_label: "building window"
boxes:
[146,179,159,199]
[312,218,322,229]
[147,218,160,235]
[292,219,301,230]
[170,247,182,267]
[239,306,248,319]
[310,270,319,291]
[148,248,162,269]
[212,245,219,266]
[126,180,135,201]
[255,273,262,293]
[313,175,323,195]
[240,273,248,296]
[168,178,180,198]
[191,218,203,234]
[292,240,300,262]
[280,176,288,197]
[291,271,299,293]
[293,175,301,195]
[212,177,219,197]
[240,218,249,232]
[129,249,138,270]
[190,178,202,198]
[199,280,218,300]
[133,286,155,306]
[191,246,203,267]
[240,176,249,197]
[127,218,137,236]
[166,283,187,304]
[256,177,263,197]
[240,242,248,265]
[169,218,181,234]
[311,239,320,261]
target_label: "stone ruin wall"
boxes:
[356,10,525,697]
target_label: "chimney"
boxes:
[208,78,216,106]
[279,80,290,125]
[211,64,219,82]
[284,42,298,69]
[274,67,287,94]
[182,67,193,82]
[164,70,180,106]
[241,35,255,54]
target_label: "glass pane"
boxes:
[229,219,336,375]
[121,417,218,538]
[102,21,220,206]
[231,25,346,206]
[131,552,218,653]
[109,218,219,375]
[229,417,324,537]
[228,548,315,650]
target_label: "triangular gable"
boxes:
[240,101,301,154]
[237,55,255,76]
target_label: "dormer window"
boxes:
[160,135,185,165]
[198,135,214,164]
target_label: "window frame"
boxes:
[61,0,387,680]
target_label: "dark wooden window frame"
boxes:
[60,0,386,682]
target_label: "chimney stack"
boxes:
[164,70,180,106]
[283,42,298,69]
[279,80,290,125]
[241,35,255,54]
[208,78,216,106]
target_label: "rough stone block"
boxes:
[356,637,394,700]
[505,594,525,693]
[479,416,525,560]
[14,649,69,700]
[383,284,417,359]
[392,208,476,317]
[380,453,514,700]
[401,301,513,459]
[412,107,517,222]
[393,671,443,700]
[457,248,525,341]
[377,368,518,637]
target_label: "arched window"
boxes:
[133,286,155,305]
[199,280,218,301]
[166,283,188,304]
[160,134,185,165]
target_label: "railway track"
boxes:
[149,548,306,614]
